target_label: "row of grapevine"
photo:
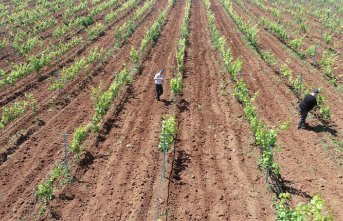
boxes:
[213,0,334,219]
[170,0,191,97]
[219,0,332,121]
[155,1,191,219]
[0,37,82,88]
[49,48,104,91]
[114,0,156,48]
[1,0,118,77]
[270,0,342,34]
[0,93,37,129]
[34,0,175,216]
[0,0,137,89]
[0,0,100,69]
[48,0,141,91]
[249,0,340,87]
[2,0,81,55]
[0,0,149,134]
[53,0,119,38]
[157,0,191,152]
[206,0,281,186]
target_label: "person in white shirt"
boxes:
[154,68,164,101]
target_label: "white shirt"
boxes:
[154,72,164,85]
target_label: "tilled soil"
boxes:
[241,0,343,82]
[166,0,273,220]
[0,0,150,160]
[213,0,343,219]
[50,0,185,220]
[0,0,342,220]
[0,0,167,220]
[0,0,136,106]
[0,0,119,70]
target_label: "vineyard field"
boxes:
[0,0,342,220]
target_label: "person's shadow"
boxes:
[306,124,338,137]
[160,99,173,106]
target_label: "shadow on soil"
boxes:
[268,171,312,200]
[79,151,95,169]
[160,98,173,106]
[306,124,338,137]
[95,86,134,147]
[280,178,312,200]
[177,99,190,113]
[171,149,191,184]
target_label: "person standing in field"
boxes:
[298,89,319,129]
[154,68,164,101]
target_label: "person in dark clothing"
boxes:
[154,68,164,101]
[298,89,319,129]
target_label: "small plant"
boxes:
[81,16,94,27]
[262,50,277,66]
[289,37,303,50]
[0,93,37,129]
[320,49,338,86]
[70,125,90,157]
[158,115,177,152]
[271,8,281,17]
[130,46,139,68]
[300,22,307,33]
[323,32,332,44]
[36,164,63,213]
[170,76,183,96]
[87,23,105,40]
[0,37,8,49]
[275,193,334,221]
[306,45,316,57]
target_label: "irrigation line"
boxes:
[62,133,71,174]
[156,132,173,219]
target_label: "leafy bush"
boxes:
[170,76,183,96]
[81,16,94,27]
[306,45,316,57]
[0,93,37,129]
[275,193,334,221]
[262,50,277,65]
[158,115,177,152]
[87,23,105,40]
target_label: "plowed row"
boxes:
[0,0,342,220]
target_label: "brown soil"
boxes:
[0,0,148,160]
[0,0,342,220]
[49,0,273,220]
[241,0,343,81]
[0,0,142,110]
[166,1,273,220]
[0,0,168,220]
[214,0,343,219]
[0,0,122,72]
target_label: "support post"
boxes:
[63,133,69,175]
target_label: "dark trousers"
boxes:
[298,108,308,128]
[155,84,163,100]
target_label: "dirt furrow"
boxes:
[0,0,118,71]
[0,0,131,107]
[48,0,185,220]
[166,0,273,220]
[231,0,343,132]
[241,0,343,82]
[245,0,342,52]
[213,0,343,219]
[0,0,170,219]
[0,0,148,158]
